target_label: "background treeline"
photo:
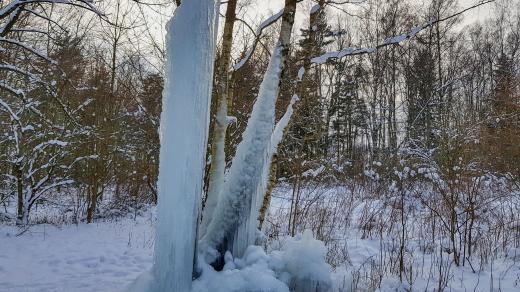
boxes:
[0,0,165,224]
[253,1,519,289]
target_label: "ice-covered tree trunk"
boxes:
[201,0,297,261]
[135,1,219,291]
[200,0,238,239]
[200,45,283,262]
[258,95,299,229]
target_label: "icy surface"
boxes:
[271,95,298,153]
[193,246,289,292]
[195,231,334,292]
[202,46,283,258]
[132,0,220,291]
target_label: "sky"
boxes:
[148,0,512,46]
[250,0,499,26]
[140,0,516,70]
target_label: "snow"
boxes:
[193,246,289,292]
[2,199,518,291]
[311,47,377,64]
[302,165,325,178]
[310,4,321,15]
[382,24,428,45]
[21,125,35,132]
[272,230,333,291]
[297,67,305,81]
[0,212,335,292]
[0,215,155,292]
[46,139,68,147]
[382,34,407,44]
[267,185,520,292]
[33,139,68,151]
[227,115,238,124]
[271,95,298,153]
[0,0,101,22]
[130,0,220,291]
[0,37,56,64]
[311,22,430,64]
[255,9,284,36]
[0,98,19,121]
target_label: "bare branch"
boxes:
[311,0,496,64]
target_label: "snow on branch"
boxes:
[0,63,42,81]
[233,0,304,71]
[311,0,496,64]
[0,98,20,121]
[0,6,21,36]
[233,9,284,71]
[0,82,26,101]
[0,0,101,19]
[32,179,75,204]
[271,94,299,153]
[0,37,56,63]
[33,139,68,152]
[0,1,102,36]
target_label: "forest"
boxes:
[0,0,519,291]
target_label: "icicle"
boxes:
[130,1,220,291]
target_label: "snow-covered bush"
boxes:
[271,230,333,292]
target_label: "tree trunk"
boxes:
[262,0,324,232]
[15,164,24,225]
[258,154,278,229]
[86,185,97,223]
[201,0,238,237]
[200,0,297,261]
[110,1,121,94]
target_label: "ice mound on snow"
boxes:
[193,247,288,292]
[193,230,333,292]
[129,230,335,292]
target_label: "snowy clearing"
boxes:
[2,199,520,291]
[0,214,155,292]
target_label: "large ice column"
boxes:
[152,0,219,291]
[201,46,283,258]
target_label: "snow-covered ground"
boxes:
[2,192,520,292]
[0,213,155,292]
